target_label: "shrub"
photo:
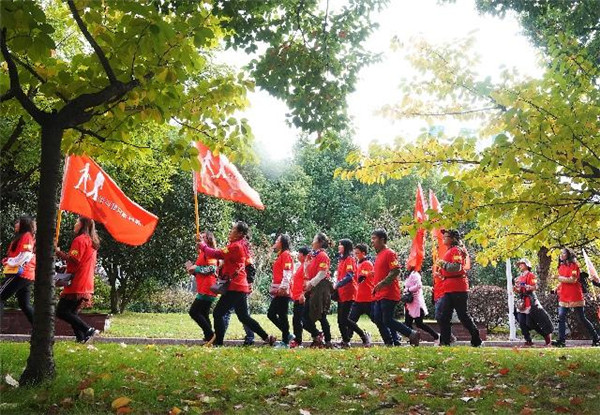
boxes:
[129,288,195,313]
[468,285,508,331]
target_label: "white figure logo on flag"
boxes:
[86,172,105,201]
[74,163,91,193]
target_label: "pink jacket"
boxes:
[404,271,428,318]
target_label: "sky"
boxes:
[221,0,543,161]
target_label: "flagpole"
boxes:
[506,259,517,341]
[193,172,200,241]
[54,210,62,246]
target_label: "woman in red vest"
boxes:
[186,231,219,345]
[55,216,99,343]
[435,229,481,347]
[1,216,36,327]
[553,248,599,347]
[513,258,553,346]
[268,234,294,347]
[199,221,275,346]
[347,243,374,346]
[303,232,333,348]
[289,246,310,348]
[334,239,364,348]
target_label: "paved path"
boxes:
[1,334,595,348]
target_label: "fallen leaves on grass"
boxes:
[78,387,95,402]
[569,396,583,406]
[116,407,133,414]
[498,368,510,376]
[111,396,132,410]
[520,407,535,415]
[168,407,182,415]
[4,374,19,388]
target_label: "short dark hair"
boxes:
[371,229,388,243]
[234,221,249,236]
[339,239,353,258]
[355,243,368,254]
[298,246,310,256]
[278,234,291,251]
[314,232,331,249]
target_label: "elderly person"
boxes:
[514,258,553,346]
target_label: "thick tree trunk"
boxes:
[19,123,63,385]
[537,246,552,292]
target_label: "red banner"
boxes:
[59,155,158,246]
[193,142,264,210]
[406,184,427,271]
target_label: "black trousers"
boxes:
[302,294,332,342]
[437,292,481,346]
[213,291,268,346]
[56,297,91,340]
[292,301,304,343]
[338,300,366,342]
[349,301,375,342]
[268,296,291,343]
[189,298,214,340]
[0,276,34,329]
[405,308,439,340]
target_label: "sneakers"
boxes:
[204,334,216,347]
[552,340,566,348]
[287,334,296,344]
[408,330,420,346]
[289,339,302,348]
[450,334,457,344]
[274,341,289,349]
[544,334,552,346]
[361,332,372,347]
[310,332,324,348]
[471,338,483,348]
[242,339,255,347]
[523,340,534,347]
[338,341,351,349]
[592,339,599,347]
[80,327,98,344]
[264,335,277,346]
[324,342,335,349]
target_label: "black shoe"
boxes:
[242,340,255,346]
[80,327,97,344]
[552,340,566,348]
[409,330,421,346]
[592,339,599,347]
[471,338,482,348]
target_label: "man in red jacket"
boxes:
[436,229,482,347]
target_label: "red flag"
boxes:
[429,190,448,265]
[406,184,427,271]
[193,142,264,210]
[59,155,158,246]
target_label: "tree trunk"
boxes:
[19,123,63,386]
[537,246,552,292]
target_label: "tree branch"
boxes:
[1,116,25,154]
[66,0,117,84]
[0,28,48,124]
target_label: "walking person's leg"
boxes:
[233,292,273,343]
[556,306,568,345]
[452,292,482,346]
[517,312,532,343]
[573,307,600,345]
[414,309,439,341]
[346,302,367,343]
[213,293,236,346]
[292,301,304,344]
[373,300,393,345]
[56,297,93,341]
[437,294,454,346]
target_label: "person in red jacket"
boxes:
[199,221,275,347]
[513,258,553,346]
[371,229,420,346]
[303,232,333,348]
[1,216,36,328]
[334,239,366,348]
[553,248,599,347]
[347,243,373,346]
[268,234,294,347]
[186,231,219,345]
[289,246,310,348]
[436,229,481,347]
[55,216,99,343]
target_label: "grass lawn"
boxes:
[1,343,599,414]
[105,312,387,342]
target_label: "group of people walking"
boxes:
[2,215,599,348]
